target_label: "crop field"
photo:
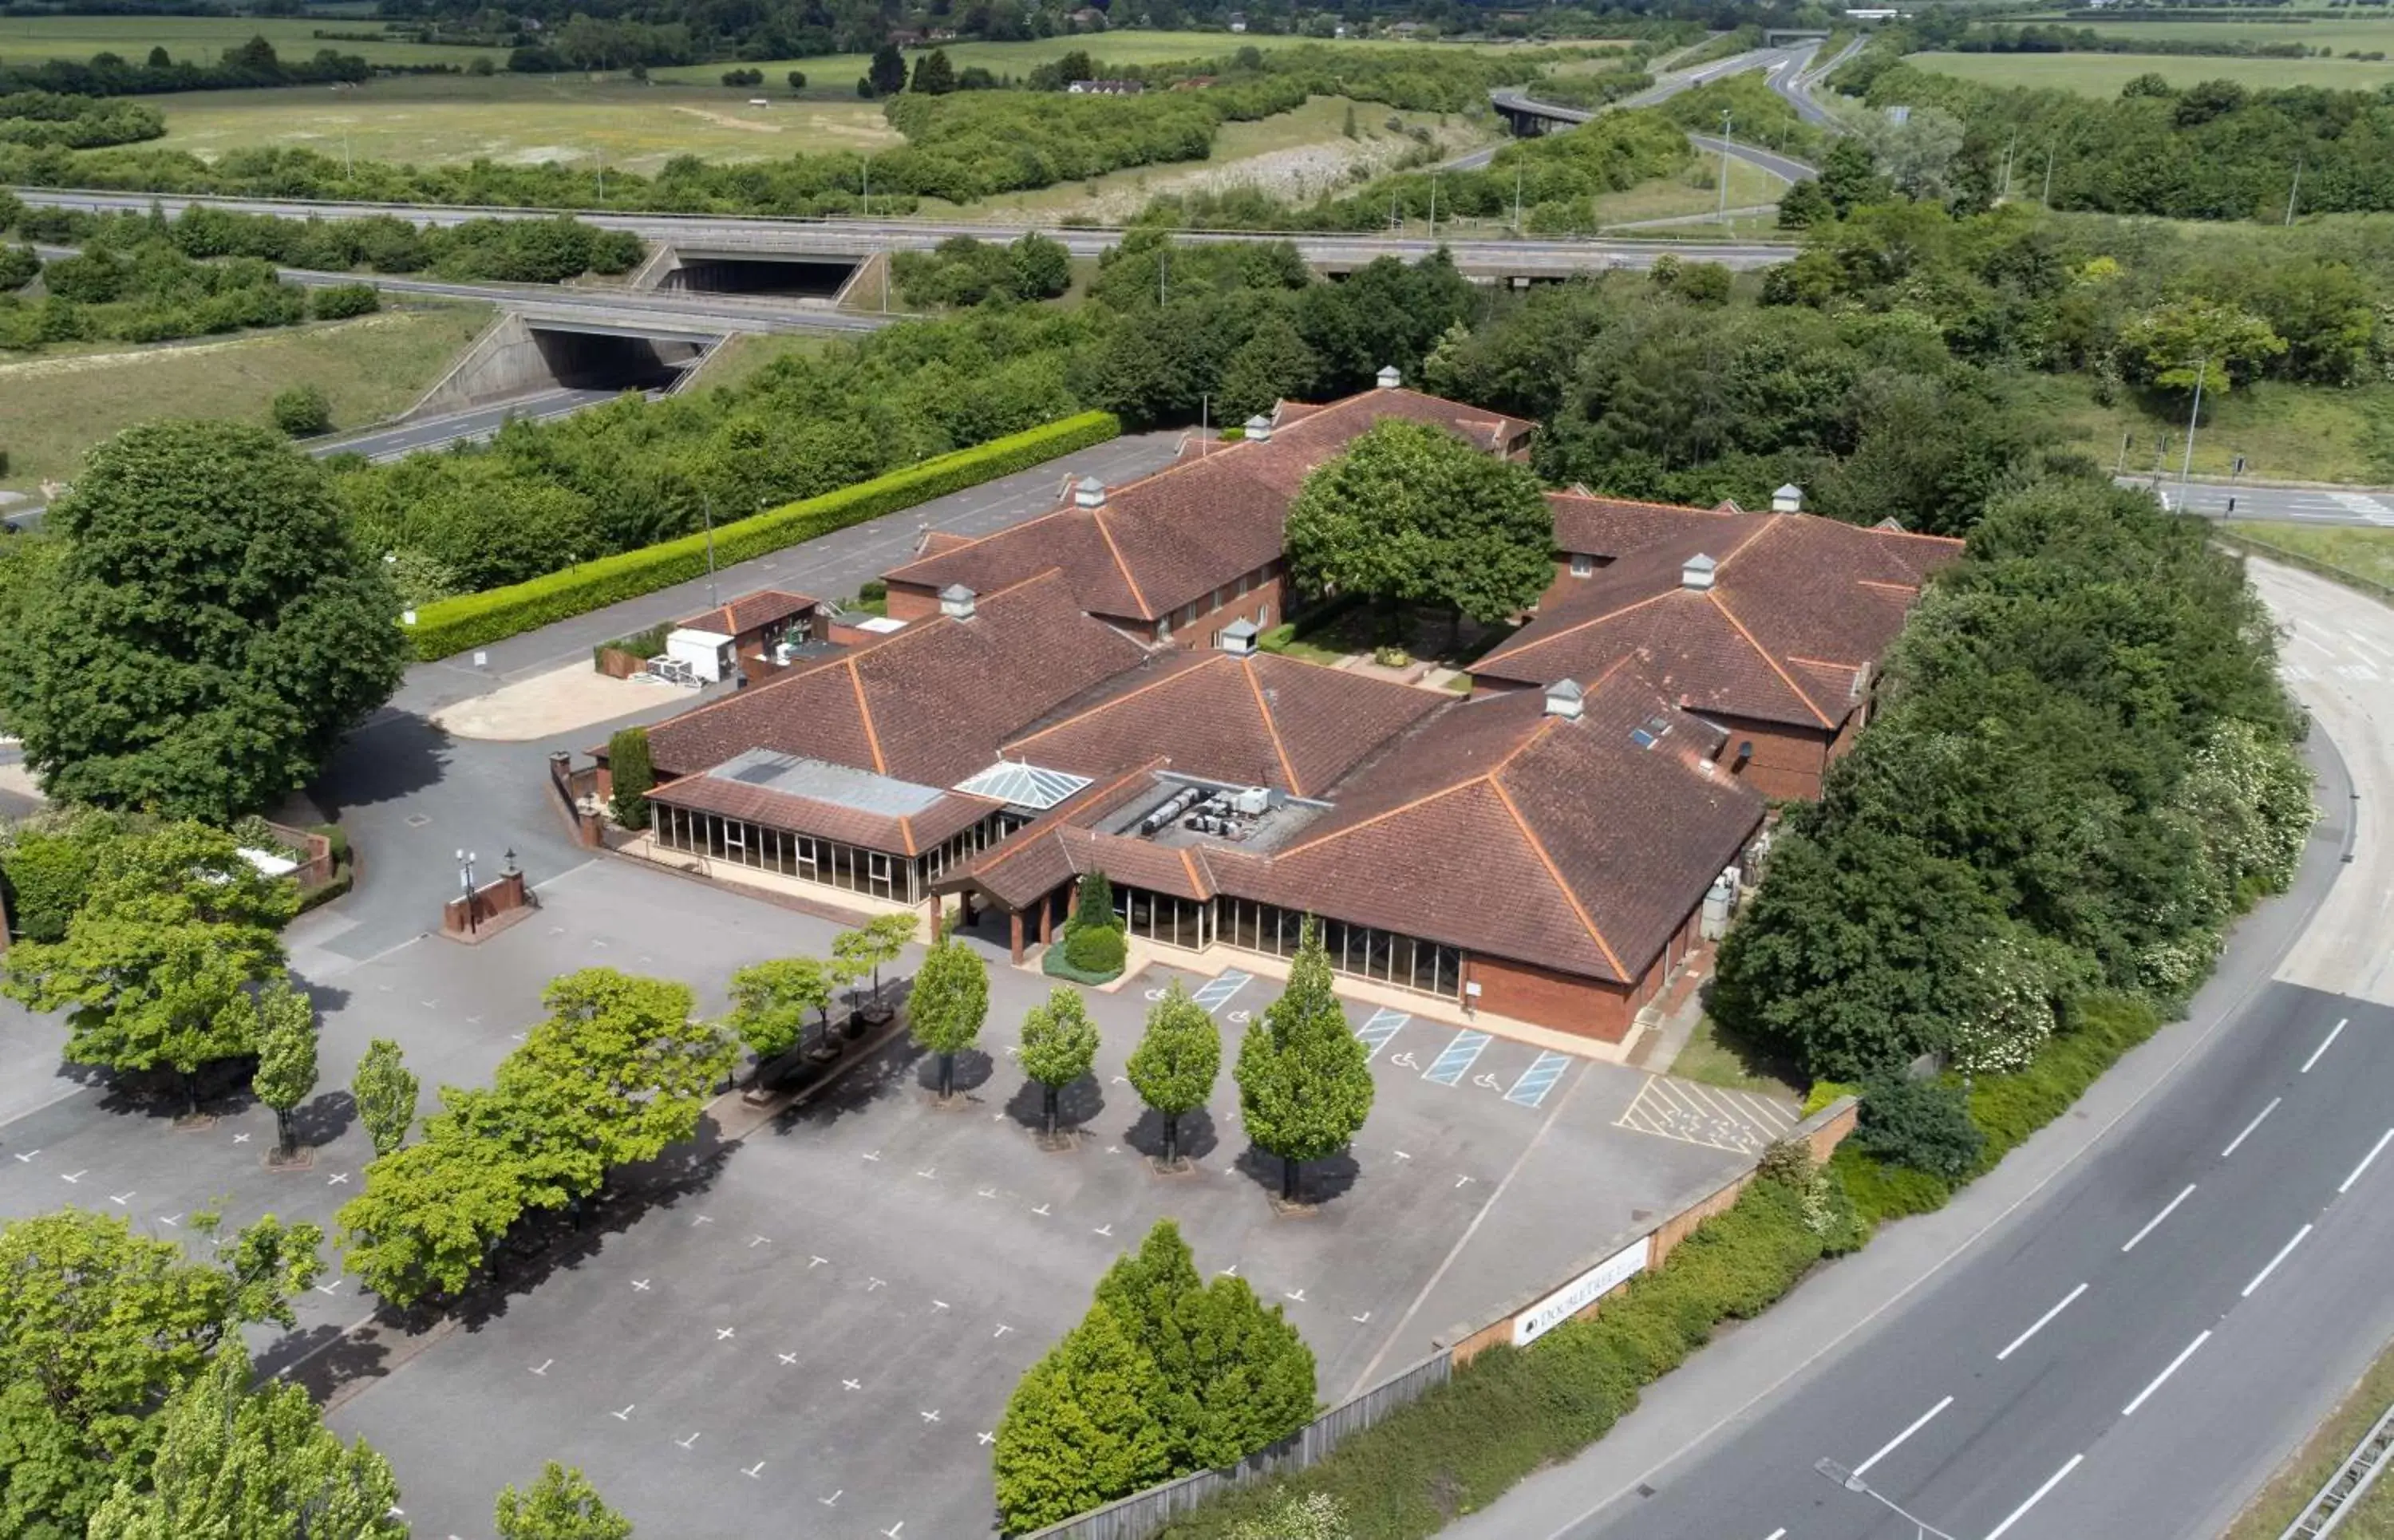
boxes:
[0,16,483,67]
[649,30,1551,89]
[148,74,902,173]
[1907,49,2394,93]
[0,303,490,497]
[2027,16,2394,50]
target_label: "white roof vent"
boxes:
[1074,476,1107,509]
[1681,553,1717,591]
[1244,414,1274,444]
[1375,365,1400,390]
[1543,678,1584,721]
[1220,618,1259,656]
[938,583,978,620]
[1771,484,1803,513]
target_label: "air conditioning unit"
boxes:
[1232,786,1270,816]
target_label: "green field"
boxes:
[149,73,901,173]
[2058,16,2394,50]
[0,303,490,496]
[1909,48,2394,93]
[2224,523,2394,595]
[2035,374,2394,485]
[1594,153,1786,227]
[650,30,1551,88]
[0,16,486,68]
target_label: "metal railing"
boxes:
[2280,1400,2394,1538]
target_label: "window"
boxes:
[1570,554,1594,578]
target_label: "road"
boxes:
[1471,47,1823,183]
[1448,554,2394,1540]
[2126,476,2394,527]
[10,188,1803,273]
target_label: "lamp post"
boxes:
[2177,353,2210,513]
[1813,1459,1960,1540]
[456,849,479,937]
[1718,109,1733,225]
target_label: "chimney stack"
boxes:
[1074,476,1107,510]
[938,583,978,621]
[1543,678,1584,721]
[1375,365,1400,390]
[1219,618,1258,657]
[1244,414,1274,444]
[1771,483,1803,514]
[1681,553,1717,591]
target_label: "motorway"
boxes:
[1449,551,2394,1540]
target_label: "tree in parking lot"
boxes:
[1020,985,1100,1141]
[725,955,836,1064]
[251,980,318,1160]
[833,910,917,1016]
[1126,980,1219,1166]
[910,935,988,1100]
[500,969,732,1178]
[336,1120,533,1306]
[494,1462,633,1540]
[353,1037,420,1157]
[993,1301,1171,1533]
[0,421,406,823]
[1235,919,1373,1204]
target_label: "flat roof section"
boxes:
[707,747,950,818]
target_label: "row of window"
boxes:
[1184,894,1464,1000]
[1156,561,1280,643]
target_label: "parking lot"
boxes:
[0,856,1778,1538]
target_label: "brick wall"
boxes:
[883,582,941,624]
[1160,567,1286,650]
[1463,951,1644,1041]
[1713,713,1835,800]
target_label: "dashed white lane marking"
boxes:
[2122,1330,2210,1416]
[2221,1098,2281,1158]
[2340,1130,2394,1194]
[1997,1283,2088,1361]
[2242,1223,2313,1298]
[2301,1017,2349,1072]
[2122,1184,2196,1253]
[1985,1454,2084,1540]
[1851,1395,1952,1478]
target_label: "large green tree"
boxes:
[2,821,297,1115]
[2117,296,2286,398]
[1284,418,1553,634]
[725,956,836,1064]
[992,1301,1171,1534]
[1019,985,1100,1141]
[910,936,989,1100]
[0,1208,322,1538]
[494,1462,632,1540]
[1126,980,1219,1166]
[335,1123,532,1307]
[85,1342,403,1540]
[1235,920,1373,1204]
[0,421,406,821]
[499,969,732,1179]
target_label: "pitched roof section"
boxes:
[1473,513,1963,729]
[1546,492,1739,560]
[642,570,1150,786]
[1229,674,1763,982]
[647,771,998,858]
[882,386,1535,625]
[1002,650,1444,798]
[679,589,820,638]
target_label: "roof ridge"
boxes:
[1547,490,1736,517]
[1479,586,1679,669]
[886,504,1077,577]
[1091,507,1152,618]
[1705,515,1781,573]
[1704,590,1835,728]
[1005,653,1218,750]
[1242,657,1305,795]
[1487,775,1628,981]
[844,656,888,773]
[1274,776,1491,860]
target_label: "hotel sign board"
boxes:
[1511,1235,1653,1348]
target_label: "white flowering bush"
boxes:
[2179,718,2315,898]
[1946,934,2056,1076]
[1228,1491,1350,1540]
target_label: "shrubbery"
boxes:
[1851,1077,1982,1180]
[1063,924,1128,978]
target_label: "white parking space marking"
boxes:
[1355,1009,1408,1060]
[1614,1076,1798,1154]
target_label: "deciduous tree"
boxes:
[1020,985,1100,1140]
[833,910,916,1017]
[1235,920,1373,1203]
[910,936,988,1100]
[352,1037,419,1157]
[2118,296,2286,398]
[992,1301,1171,1534]
[500,969,730,1175]
[251,981,318,1159]
[0,421,406,822]
[494,1462,633,1540]
[85,1342,404,1540]
[725,956,835,1064]
[335,1126,531,1306]
[1126,980,1219,1165]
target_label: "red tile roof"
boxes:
[678,589,820,638]
[1546,491,1739,559]
[1003,650,1445,798]
[1472,513,1963,729]
[642,570,1151,787]
[882,386,1535,626]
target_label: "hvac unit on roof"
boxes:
[1231,786,1270,816]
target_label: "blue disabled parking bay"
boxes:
[1190,969,1252,1014]
[1354,1009,1409,1060]
[1503,1052,1573,1109]
[1423,1029,1492,1086]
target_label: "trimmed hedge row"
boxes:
[398,411,1122,661]
[1154,1176,1830,1539]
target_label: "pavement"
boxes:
[1443,557,2394,1540]
[2139,476,2394,528]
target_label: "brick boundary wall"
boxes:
[1025,1096,1861,1540]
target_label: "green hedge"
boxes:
[399,411,1121,661]
[1041,945,1123,987]
[1155,1176,1829,1540]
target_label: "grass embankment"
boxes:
[149,75,901,177]
[0,16,484,67]
[1594,154,1786,226]
[1906,48,2394,94]
[1669,1016,1804,1097]
[2223,1331,2394,1540]
[2224,524,2394,597]
[2067,16,2394,50]
[2032,373,2394,486]
[0,304,490,496]
[675,332,836,395]
[648,30,1543,87]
